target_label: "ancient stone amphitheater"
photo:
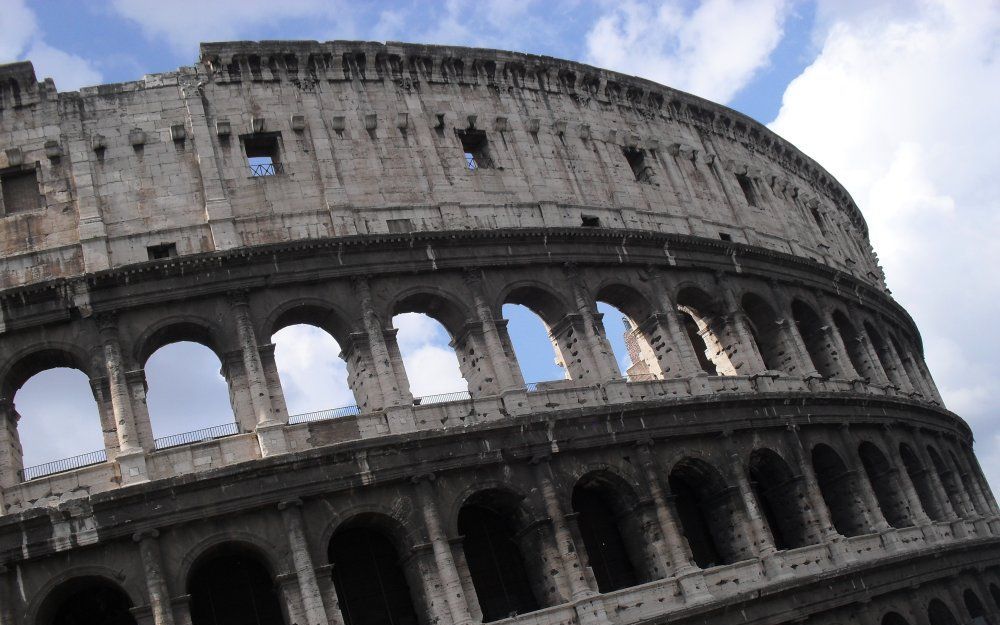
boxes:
[0,40,995,625]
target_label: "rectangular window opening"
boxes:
[623,147,651,183]
[736,173,757,207]
[0,167,41,214]
[581,215,601,228]
[457,129,494,170]
[719,232,732,242]
[387,218,414,234]
[147,243,177,260]
[810,207,828,235]
[243,133,283,177]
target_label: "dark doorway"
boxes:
[899,443,946,521]
[572,482,639,592]
[858,441,913,528]
[188,545,284,625]
[668,459,740,568]
[329,526,418,625]
[928,599,959,625]
[882,612,911,625]
[811,444,870,536]
[748,448,814,549]
[41,577,136,625]
[459,493,540,621]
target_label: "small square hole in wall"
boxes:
[148,243,177,260]
[243,133,282,177]
[581,215,601,228]
[719,233,732,242]
[623,147,652,183]
[457,129,493,169]
[387,218,414,234]
[736,173,757,207]
[0,166,42,214]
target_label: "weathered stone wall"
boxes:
[0,41,883,290]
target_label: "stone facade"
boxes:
[0,41,994,625]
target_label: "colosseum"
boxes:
[0,39,995,625]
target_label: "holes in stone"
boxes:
[718,232,732,242]
[581,215,600,228]
[0,166,41,214]
[147,242,177,260]
[243,132,282,177]
[736,173,757,207]
[458,128,494,169]
[623,147,652,183]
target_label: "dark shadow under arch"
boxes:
[742,293,788,373]
[858,441,912,528]
[900,443,946,521]
[188,542,284,625]
[329,523,419,625]
[811,443,870,536]
[928,598,959,625]
[748,448,814,549]
[792,300,838,377]
[668,457,741,568]
[965,588,988,623]
[882,611,911,625]
[37,576,136,625]
[572,471,643,592]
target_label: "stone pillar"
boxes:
[220,350,258,434]
[910,433,960,522]
[0,400,22,490]
[259,343,290,423]
[883,337,920,397]
[125,370,156,451]
[948,446,993,519]
[413,475,474,625]
[354,278,411,406]
[229,292,275,427]
[99,315,148,483]
[90,376,122,460]
[635,442,711,603]
[911,356,943,403]
[313,564,347,625]
[837,426,891,534]
[134,530,175,625]
[816,302,861,381]
[768,287,821,378]
[450,322,500,398]
[718,283,768,375]
[856,323,893,385]
[278,500,330,625]
[465,271,522,391]
[879,428,932,527]
[530,457,595,599]
[564,265,621,382]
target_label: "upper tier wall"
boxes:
[0,40,884,290]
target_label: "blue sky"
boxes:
[3,1,999,492]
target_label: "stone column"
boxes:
[816,302,861,381]
[354,278,410,406]
[278,500,330,625]
[229,292,275,427]
[564,264,621,382]
[313,564,347,625]
[465,271,522,392]
[718,283,768,375]
[635,442,711,603]
[0,399,22,490]
[530,457,594,599]
[768,286,821,378]
[413,475,474,625]
[90,376,122,460]
[134,530,175,625]
[879,428,932,527]
[259,343,290,423]
[883,337,920,396]
[856,323,893,385]
[99,315,148,483]
[910,433,960,522]
[125,370,156,451]
[837,426,891,534]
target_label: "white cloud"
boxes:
[273,325,354,415]
[393,313,468,397]
[0,0,101,90]
[584,0,791,103]
[769,0,1000,488]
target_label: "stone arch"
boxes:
[928,445,966,518]
[175,531,285,593]
[675,286,734,376]
[882,611,912,625]
[667,457,744,568]
[27,565,145,625]
[964,588,988,623]
[950,449,987,516]
[899,442,946,521]
[264,298,354,345]
[187,541,285,625]
[928,598,959,625]
[594,281,662,379]
[741,292,792,373]
[791,299,838,377]
[891,333,930,396]
[328,512,422,625]
[33,574,137,625]
[135,316,227,367]
[572,469,645,591]
[499,281,573,327]
[865,322,909,388]
[811,443,870,536]
[748,447,815,549]
[1,343,96,399]
[458,487,545,621]
[832,310,872,380]
[390,288,472,339]
[858,440,912,528]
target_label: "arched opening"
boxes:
[270,304,356,419]
[965,589,989,624]
[459,489,541,621]
[832,311,870,380]
[668,458,743,568]
[928,598,959,625]
[882,612,911,625]
[188,543,284,625]
[145,341,237,445]
[572,472,642,592]
[899,443,946,521]
[858,441,912,528]
[676,287,733,376]
[791,300,838,377]
[811,443,870,536]
[14,367,105,477]
[391,292,474,402]
[928,446,966,518]
[748,448,814,549]
[990,583,1000,610]
[503,285,572,385]
[741,293,791,373]
[951,450,987,516]
[596,284,665,381]
[37,576,136,625]
[865,322,908,388]
[329,523,419,625]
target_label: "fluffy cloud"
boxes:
[585,0,791,103]
[393,313,468,397]
[273,325,354,415]
[0,0,101,90]
[769,0,1000,486]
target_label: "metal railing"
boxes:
[20,449,107,481]
[414,390,472,405]
[525,381,540,392]
[249,162,284,177]
[288,404,361,425]
[153,422,239,450]
[464,153,494,170]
